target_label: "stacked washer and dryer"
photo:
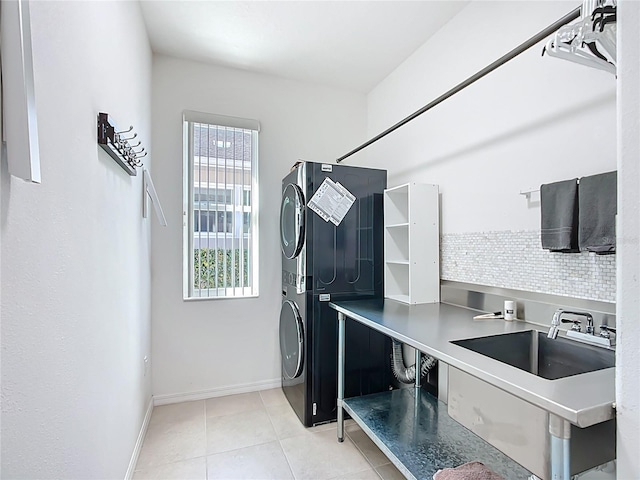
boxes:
[279,161,392,427]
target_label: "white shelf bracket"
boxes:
[143,169,167,226]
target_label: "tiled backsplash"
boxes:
[440,230,616,303]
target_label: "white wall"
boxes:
[357,0,634,476]
[0,2,152,478]
[150,55,366,399]
[361,1,616,234]
[616,0,640,476]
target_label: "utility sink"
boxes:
[451,330,615,380]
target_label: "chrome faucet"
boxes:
[548,309,594,339]
[548,309,613,348]
[547,309,563,339]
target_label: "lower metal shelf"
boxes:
[343,388,532,480]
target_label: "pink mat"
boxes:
[433,461,505,480]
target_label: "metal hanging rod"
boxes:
[336,6,581,164]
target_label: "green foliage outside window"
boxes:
[193,248,250,289]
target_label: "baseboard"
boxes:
[124,397,154,480]
[153,378,281,406]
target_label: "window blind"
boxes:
[183,112,259,299]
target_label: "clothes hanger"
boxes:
[543,37,616,74]
[595,23,617,62]
[592,5,616,27]
[542,0,616,75]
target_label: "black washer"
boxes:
[279,300,304,379]
[280,183,305,259]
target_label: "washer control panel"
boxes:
[283,271,297,287]
[283,271,306,293]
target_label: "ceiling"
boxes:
[139,1,469,93]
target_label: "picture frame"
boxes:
[1,0,41,183]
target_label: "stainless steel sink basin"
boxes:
[451,330,615,380]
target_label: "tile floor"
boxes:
[134,388,405,480]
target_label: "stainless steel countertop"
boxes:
[329,298,615,428]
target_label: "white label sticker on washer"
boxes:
[308,177,356,226]
[321,164,333,172]
[319,294,331,302]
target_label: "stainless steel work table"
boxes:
[330,298,616,480]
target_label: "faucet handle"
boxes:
[600,325,617,338]
[561,318,582,332]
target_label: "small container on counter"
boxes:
[504,300,516,321]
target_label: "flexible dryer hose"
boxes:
[391,339,437,384]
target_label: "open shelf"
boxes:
[383,183,439,304]
[343,389,532,480]
[385,227,409,263]
[384,189,409,225]
[385,222,410,229]
[384,262,410,300]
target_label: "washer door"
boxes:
[280,183,305,259]
[279,300,304,379]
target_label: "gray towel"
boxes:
[540,178,579,252]
[579,171,617,253]
[433,461,505,480]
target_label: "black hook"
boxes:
[591,5,616,20]
[594,13,616,32]
[591,5,616,32]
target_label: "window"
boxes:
[183,111,259,299]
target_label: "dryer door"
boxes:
[279,300,304,379]
[280,183,305,259]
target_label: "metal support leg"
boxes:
[549,414,571,479]
[337,312,345,443]
[414,349,422,389]
[412,349,422,444]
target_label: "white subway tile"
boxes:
[440,230,615,302]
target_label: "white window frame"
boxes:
[182,111,260,300]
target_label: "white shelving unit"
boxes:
[384,182,439,304]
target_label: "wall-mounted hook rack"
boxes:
[97,112,145,176]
